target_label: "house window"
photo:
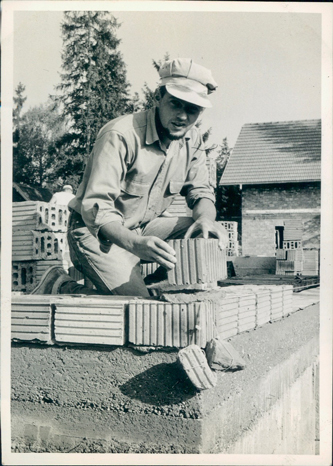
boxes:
[275,226,284,249]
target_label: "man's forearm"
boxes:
[98,221,177,268]
[192,198,217,221]
[99,222,138,253]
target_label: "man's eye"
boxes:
[186,107,199,115]
[170,100,181,108]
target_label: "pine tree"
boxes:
[13,82,28,180]
[54,11,131,182]
[139,54,170,111]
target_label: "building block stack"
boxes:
[219,221,239,256]
[275,219,319,276]
[12,201,70,292]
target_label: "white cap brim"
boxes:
[162,78,212,108]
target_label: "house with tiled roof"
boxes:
[220,119,321,256]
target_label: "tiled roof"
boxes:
[220,119,321,185]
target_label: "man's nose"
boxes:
[176,108,187,120]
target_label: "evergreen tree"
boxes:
[139,54,170,111]
[54,11,131,181]
[13,82,27,180]
[13,82,27,131]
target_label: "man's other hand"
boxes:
[184,218,228,250]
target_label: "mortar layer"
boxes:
[11,302,319,453]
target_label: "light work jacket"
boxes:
[69,106,215,241]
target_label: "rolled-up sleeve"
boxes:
[80,130,128,238]
[182,148,216,209]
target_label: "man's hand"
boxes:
[132,236,177,270]
[184,217,228,250]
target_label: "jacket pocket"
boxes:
[168,180,184,195]
[118,180,149,219]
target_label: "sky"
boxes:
[13,5,322,149]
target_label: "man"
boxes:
[50,185,75,205]
[32,58,228,297]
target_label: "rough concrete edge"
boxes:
[201,333,319,453]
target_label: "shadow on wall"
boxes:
[119,362,197,405]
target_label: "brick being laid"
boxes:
[11,295,54,343]
[53,296,128,346]
[166,238,227,286]
[128,299,215,348]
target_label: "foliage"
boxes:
[13,101,68,188]
[138,53,170,111]
[13,82,27,130]
[53,11,131,185]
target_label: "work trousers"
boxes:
[63,210,194,297]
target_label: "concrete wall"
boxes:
[242,183,321,256]
[11,302,319,454]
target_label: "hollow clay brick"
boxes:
[128,299,215,348]
[54,296,128,346]
[11,295,54,343]
[166,238,227,286]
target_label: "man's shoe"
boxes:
[30,266,72,295]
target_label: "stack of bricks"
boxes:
[219,221,239,256]
[11,284,294,348]
[12,201,70,293]
[302,249,319,276]
[276,219,303,276]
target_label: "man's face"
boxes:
[157,91,203,141]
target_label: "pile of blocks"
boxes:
[276,219,319,276]
[219,221,239,256]
[12,201,70,292]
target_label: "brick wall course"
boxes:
[242,183,320,211]
[241,183,320,256]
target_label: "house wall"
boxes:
[241,183,320,256]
